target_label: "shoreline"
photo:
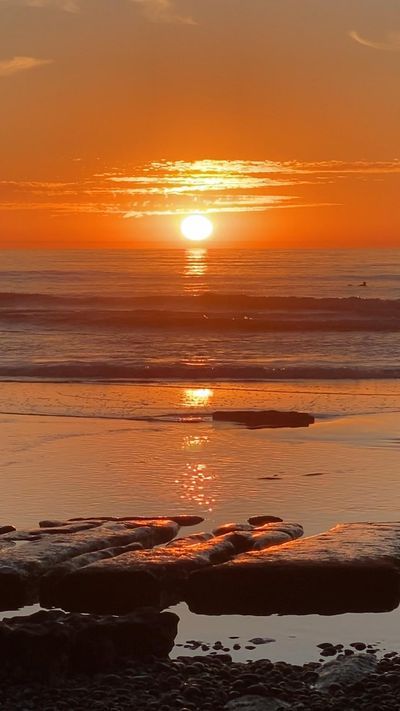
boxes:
[1,382,400,678]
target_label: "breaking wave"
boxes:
[1,362,400,382]
[1,293,400,333]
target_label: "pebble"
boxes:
[0,647,399,710]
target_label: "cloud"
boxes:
[349,30,400,52]
[130,0,196,25]
[0,0,195,22]
[0,0,79,10]
[0,56,53,77]
[3,158,400,219]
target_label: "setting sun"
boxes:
[181,214,214,242]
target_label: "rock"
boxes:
[186,522,400,615]
[4,521,104,540]
[223,532,257,553]
[0,608,178,682]
[40,542,145,607]
[224,696,290,710]
[214,523,303,553]
[350,641,367,651]
[248,516,283,526]
[166,533,214,547]
[212,410,314,429]
[0,520,179,609]
[0,525,16,535]
[48,535,237,614]
[39,520,69,528]
[320,646,337,657]
[251,524,303,551]
[248,637,276,645]
[69,515,204,526]
[315,653,377,692]
[213,523,254,535]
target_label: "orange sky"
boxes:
[1,0,400,248]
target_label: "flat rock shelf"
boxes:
[0,517,400,615]
[212,410,315,429]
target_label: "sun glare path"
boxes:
[182,388,214,408]
[181,214,214,242]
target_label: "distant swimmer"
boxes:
[359,281,367,287]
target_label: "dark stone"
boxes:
[320,647,337,657]
[0,525,16,535]
[315,654,377,692]
[0,609,178,682]
[248,516,283,526]
[212,410,314,429]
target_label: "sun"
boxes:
[181,214,214,242]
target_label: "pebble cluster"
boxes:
[1,648,400,710]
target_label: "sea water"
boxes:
[1,248,400,662]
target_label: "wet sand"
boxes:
[1,380,400,666]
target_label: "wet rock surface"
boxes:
[0,520,179,609]
[47,522,303,613]
[212,410,315,429]
[0,609,178,683]
[3,517,400,618]
[48,535,238,613]
[187,522,400,615]
[1,651,400,710]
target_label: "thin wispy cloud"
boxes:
[0,56,53,77]
[2,158,399,218]
[130,0,196,25]
[349,30,400,52]
[0,0,79,10]
[1,0,195,23]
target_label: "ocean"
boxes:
[1,248,400,383]
[1,248,400,663]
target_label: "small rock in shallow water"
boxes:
[350,642,366,651]
[320,647,337,657]
[0,525,16,535]
[248,638,276,646]
[248,516,283,526]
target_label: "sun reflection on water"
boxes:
[182,434,210,451]
[175,432,217,512]
[184,248,208,294]
[176,462,216,512]
[182,388,214,408]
